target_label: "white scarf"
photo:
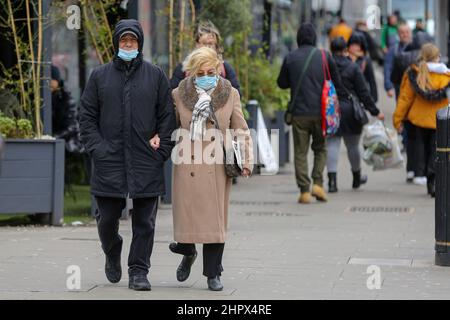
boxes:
[427,62,450,74]
[190,86,215,141]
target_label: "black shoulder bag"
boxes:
[284,48,318,125]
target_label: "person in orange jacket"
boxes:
[329,17,353,43]
[393,43,450,197]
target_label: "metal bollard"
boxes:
[435,90,450,266]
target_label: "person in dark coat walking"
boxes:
[277,22,345,204]
[326,37,385,192]
[80,19,176,291]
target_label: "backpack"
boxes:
[320,50,341,136]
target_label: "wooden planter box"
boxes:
[0,139,65,225]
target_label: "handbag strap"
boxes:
[287,47,318,114]
[321,50,332,81]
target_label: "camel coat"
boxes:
[171,76,253,243]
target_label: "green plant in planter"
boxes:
[0,113,33,138]
[246,50,290,118]
[17,119,33,138]
[0,115,16,138]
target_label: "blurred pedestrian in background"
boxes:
[413,18,426,35]
[394,44,450,197]
[169,47,253,291]
[384,23,413,99]
[170,20,240,95]
[327,37,384,193]
[278,23,345,204]
[381,14,399,54]
[348,33,378,103]
[354,20,381,64]
[51,65,86,191]
[328,16,353,43]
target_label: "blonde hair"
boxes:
[182,47,222,75]
[195,20,223,55]
[417,43,440,91]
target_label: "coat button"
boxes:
[190,172,195,177]
[191,155,195,160]
[211,153,215,158]
[210,120,215,125]
[211,136,216,142]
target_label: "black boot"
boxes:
[105,253,122,284]
[352,170,367,189]
[328,172,338,193]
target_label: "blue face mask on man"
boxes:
[195,75,218,91]
[118,48,139,61]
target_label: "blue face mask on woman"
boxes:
[195,75,218,91]
[118,48,139,61]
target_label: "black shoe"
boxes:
[328,172,338,193]
[128,274,151,291]
[352,170,367,189]
[105,254,122,283]
[207,275,223,291]
[176,252,197,282]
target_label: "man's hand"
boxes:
[387,89,395,98]
[377,111,385,121]
[149,134,160,150]
[397,124,404,134]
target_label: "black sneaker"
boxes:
[128,274,151,291]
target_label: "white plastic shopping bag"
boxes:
[362,120,404,171]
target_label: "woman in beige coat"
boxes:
[168,47,253,291]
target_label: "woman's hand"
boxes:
[149,134,160,150]
[241,168,251,178]
[377,111,385,121]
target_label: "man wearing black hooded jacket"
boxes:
[80,19,176,291]
[278,23,345,204]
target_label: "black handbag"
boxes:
[284,48,318,125]
[209,104,242,178]
[349,94,369,126]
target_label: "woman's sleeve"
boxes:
[229,89,254,174]
[364,58,378,103]
[353,65,380,116]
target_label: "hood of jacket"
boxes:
[407,64,450,101]
[297,23,317,47]
[112,19,144,70]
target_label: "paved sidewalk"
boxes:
[1,68,449,300]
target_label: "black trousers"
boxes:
[175,243,225,278]
[415,127,436,181]
[403,121,417,174]
[95,196,158,276]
